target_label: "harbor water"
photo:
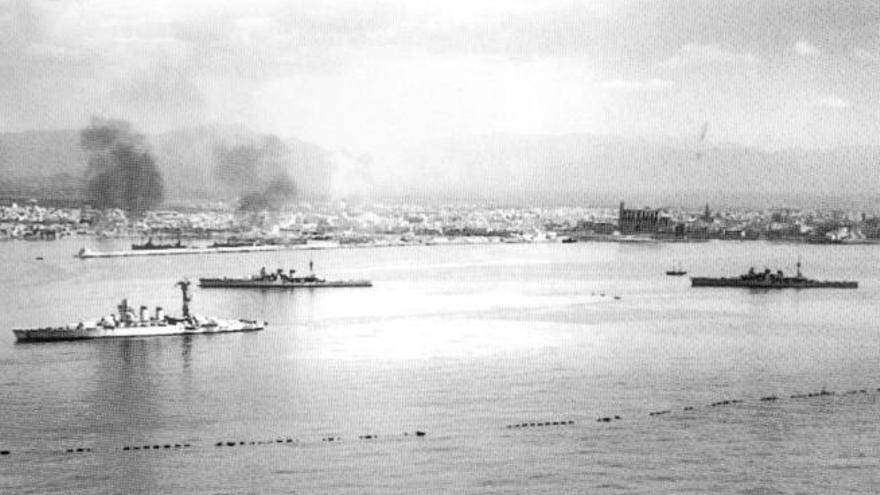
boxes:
[1,238,879,493]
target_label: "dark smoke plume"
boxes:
[239,175,298,211]
[80,118,164,212]
[213,135,298,211]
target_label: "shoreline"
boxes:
[69,235,880,259]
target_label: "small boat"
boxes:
[666,261,686,276]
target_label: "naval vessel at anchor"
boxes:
[690,262,857,289]
[12,280,265,343]
[131,237,186,250]
[199,262,372,289]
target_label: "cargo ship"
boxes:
[691,262,857,289]
[199,262,372,289]
[12,281,265,343]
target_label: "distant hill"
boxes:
[377,133,880,208]
[0,126,335,202]
[2,128,879,208]
[147,125,334,201]
[0,130,86,178]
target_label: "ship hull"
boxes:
[13,320,264,343]
[691,277,857,289]
[198,278,372,289]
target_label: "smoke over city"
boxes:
[239,175,298,211]
[213,135,298,211]
[80,118,164,212]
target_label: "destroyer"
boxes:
[199,262,372,289]
[691,262,857,289]
[12,280,265,343]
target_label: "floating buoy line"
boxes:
[1,386,878,458]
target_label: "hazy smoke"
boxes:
[330,151,373,200]
[80,117,164,212]
[213,135,298,211]
[239,174,297,211]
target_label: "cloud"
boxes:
[601,78,673,91]
[816,95,850,108]
[2,0,880,152]
[794,40,820,57]
[663,44,758,67]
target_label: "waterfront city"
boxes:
[3,199,879,245]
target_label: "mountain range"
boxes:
[385,134,880,207]
[1,126,878,208]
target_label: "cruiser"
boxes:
[691,262,857,289]
[199,262,372,289]
[12,280,265,343]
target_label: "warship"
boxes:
[132,237,185,250]
[199,262,372,289]
[208,238,267,248]
[12,280,265,343]
[691,262,857,289]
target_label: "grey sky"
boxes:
[1,0,878,154]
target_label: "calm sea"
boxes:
[1,238,879,494]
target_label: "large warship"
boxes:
[691,262,857,289]
[199,262,372,289]
[12,280,265,343]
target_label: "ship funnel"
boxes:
[139,305,148,322]
[155,306,164,321]
[118,299,128,319]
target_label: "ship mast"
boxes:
[176,279,192,317]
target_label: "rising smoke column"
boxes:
[80,118,164,212]
[213,135,298,211]
[239,174,298,211]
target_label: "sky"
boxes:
[1,0,879,155]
